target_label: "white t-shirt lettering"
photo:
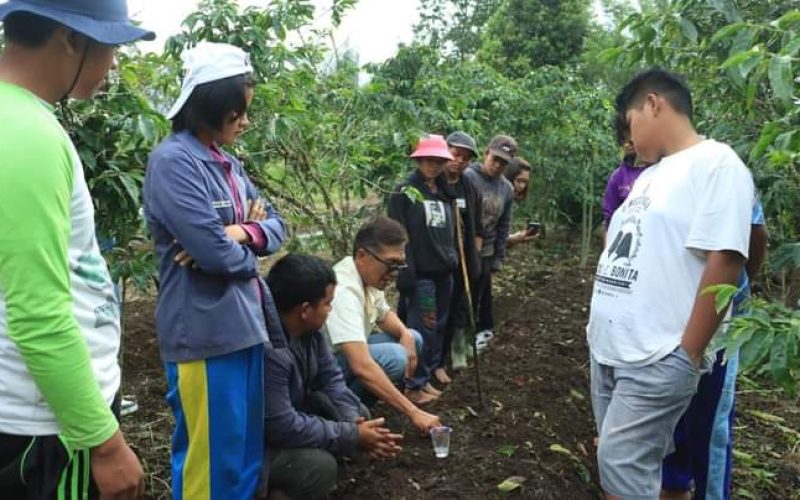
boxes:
[588,140,754,367]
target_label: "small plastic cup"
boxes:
[430,426,452,458]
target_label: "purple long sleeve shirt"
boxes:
[602,161,648,227]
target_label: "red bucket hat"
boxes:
[410,134,454,161]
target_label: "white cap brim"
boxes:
[166,88,192,120]
[166,42,254,120]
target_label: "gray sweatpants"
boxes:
[591,346,705,499]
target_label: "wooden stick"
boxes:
[453,199,485,409]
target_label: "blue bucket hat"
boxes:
[0,0,155,45]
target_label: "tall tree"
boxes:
[414,0,503,60]
[578,0,640,85]
[477,0,591,77]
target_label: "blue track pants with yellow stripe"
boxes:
[165,344,264,500]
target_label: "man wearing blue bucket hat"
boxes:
[0,1,153,499]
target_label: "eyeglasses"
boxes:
[363,247,408,273]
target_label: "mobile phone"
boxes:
[527,222,542,236]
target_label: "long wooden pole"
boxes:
[453,199,485,409]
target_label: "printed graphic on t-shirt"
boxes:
[72,243,120,329]
[72,253,111,291]
[595,187,651,295]
[481,195,503,229]
[94,297,119,329]
[424,200,447,228]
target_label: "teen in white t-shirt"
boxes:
[588,69,754,500]
[589,139,754,367]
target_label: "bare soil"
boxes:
[120,245,800,499]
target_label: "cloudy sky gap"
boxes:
[129,0,420,64]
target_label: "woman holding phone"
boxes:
[143,42,286,499]
[504,157,541,246]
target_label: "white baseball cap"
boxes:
[166,42,254,120]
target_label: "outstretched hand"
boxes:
[508,229,539,245]
[410,410,441,435]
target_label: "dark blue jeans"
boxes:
[402,275,453,389]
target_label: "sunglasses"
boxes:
[364,247,408,274]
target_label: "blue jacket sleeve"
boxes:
[265,348,360,456]
[243,174,288,256]
[148,150,258,279]
[313,335,363,423]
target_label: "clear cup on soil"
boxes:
[430,426,452,458]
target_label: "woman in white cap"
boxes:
[143,42,287,499]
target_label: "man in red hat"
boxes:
[0,1,153,498]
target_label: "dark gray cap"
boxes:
[446,131,478,156]
[487,134,518,163]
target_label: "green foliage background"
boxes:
[478,0,591,77]
[15,0,796,389]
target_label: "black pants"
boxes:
[0,398,120,499]
[0,434,95,500]
[268,448,338,500]
[263,392,369,499]
[476,257,494,332]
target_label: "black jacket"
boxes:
[388,170,458,292]
[450,174,484,284]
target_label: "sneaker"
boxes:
[405,389,437,406]
[477,330,495,341]
[475,330,494,352]
[120,397,139,417]
[422,383,443,397]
